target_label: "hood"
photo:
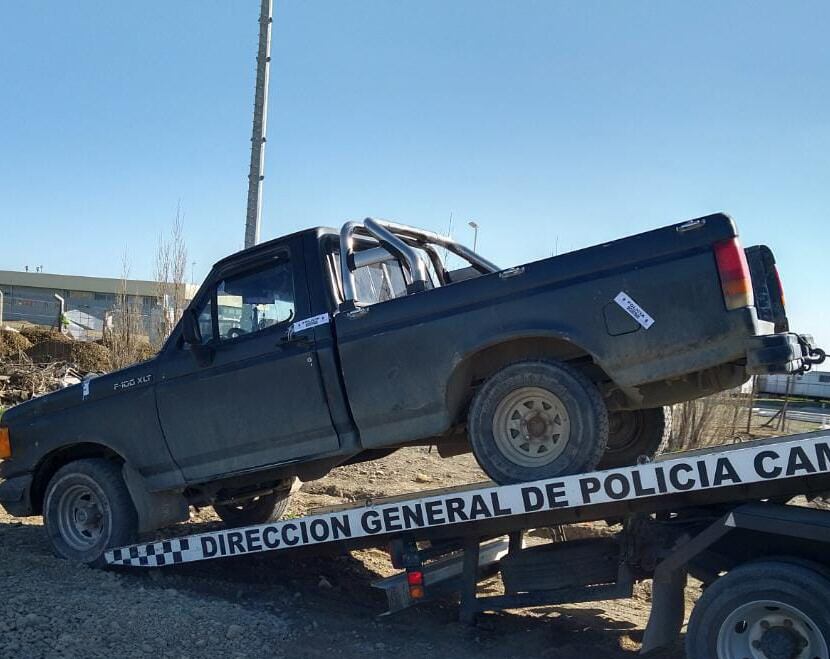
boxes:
[2,358,159,426]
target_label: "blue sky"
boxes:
[1,2,828,348]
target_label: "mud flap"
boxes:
[122,463,189,533]
[640,567,687,655]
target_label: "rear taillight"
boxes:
[714,238,755,311]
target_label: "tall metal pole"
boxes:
[244,0,273,249]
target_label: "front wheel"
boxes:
[43,458,138,566]
[467,360,608,484]
[686,560,830,659]
[213,485,292,527]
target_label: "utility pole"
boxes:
[244,0,274,249]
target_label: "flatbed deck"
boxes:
[106,430,830,568]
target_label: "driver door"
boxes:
[155,239,340,482]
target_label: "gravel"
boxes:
[0,448,687,659]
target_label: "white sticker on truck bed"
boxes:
[291,313,330,334]
[106,434,830,567]
[614,291,654,329]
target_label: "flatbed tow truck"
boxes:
[107,430,830,658]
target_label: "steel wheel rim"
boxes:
[56,483,107,551]
[492,386,571,467]
[717,599,828,659]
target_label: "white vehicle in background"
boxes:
[759,370,830,400]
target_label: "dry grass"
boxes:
[666,376,821,452]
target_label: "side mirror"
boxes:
[181,309,202,345]
[181,309,214,367]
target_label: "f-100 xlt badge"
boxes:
[113,374,153,391]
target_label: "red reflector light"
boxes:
[407,570,423,586]
[407,570,425,599]
[714,238,754,311]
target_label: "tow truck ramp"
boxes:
[106,431,830,657]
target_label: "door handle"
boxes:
[278,334,313,349]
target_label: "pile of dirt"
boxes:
[69,341,111,373]
[18,326,75,364]
[18,325,63,344]
[0,329,32,361]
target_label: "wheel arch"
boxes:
[31,442,126,515]
[445,333,611,426]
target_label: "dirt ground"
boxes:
[0,447,695,659]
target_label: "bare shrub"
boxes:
[667,381,756,452]
[153,203,188,348]
[105,252,147,370]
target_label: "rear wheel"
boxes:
[598,406,671,470]
[213,486,292,527]
[43,458,138,566]
[686,560,830,659]
[467,360,608,484]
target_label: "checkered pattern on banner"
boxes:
[106,538,190,567]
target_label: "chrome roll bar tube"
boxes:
[337,217,500,310]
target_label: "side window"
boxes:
[215,257,295,342]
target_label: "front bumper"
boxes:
[0,472,35,517]
[746,332,826,375]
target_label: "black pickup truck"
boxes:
[0,213,823,563]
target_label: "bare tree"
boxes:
[153,203,189,348]
[106,250,144,370]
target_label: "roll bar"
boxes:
[338,218,500,310]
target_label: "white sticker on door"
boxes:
[614,292,654,329]
[291,313,330,334]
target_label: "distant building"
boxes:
[0,270,197,340]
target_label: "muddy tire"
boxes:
[598,406,671,470]
[43,459,138,567]
[213,489,291,527]
[467,360,608,484]
[686,560,830,659]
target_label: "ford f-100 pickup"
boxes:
[0,212,823,562]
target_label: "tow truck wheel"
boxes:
[468,360,608,484]
[686,560,830,659]
[213,487,292,527]
[43,459,138,567]
[597,406,671,470]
